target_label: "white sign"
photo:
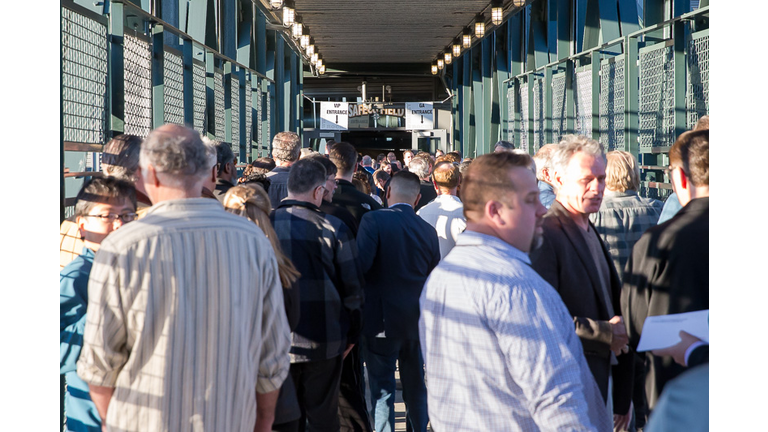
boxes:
[406,102,434,130]
[320,102,349,130]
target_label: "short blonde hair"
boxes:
[605,151,640,192]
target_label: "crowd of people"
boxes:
[60,117,708,432]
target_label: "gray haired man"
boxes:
[267,131,302,207]
[76,124,291,432]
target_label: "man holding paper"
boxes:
[621,129,709,409]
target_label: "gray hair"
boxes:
[271,131,301,163]
[533,143,559,182]
[140,125,210,182]
[408,157,431,180]
[214,141,235,174]
[101,134,143,182]
[201,136,217,171]
[551,135,605,177]
[511,149,536,177]
[494,140,515,152]
[362,155,373,166]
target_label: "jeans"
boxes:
[361,336,428,432]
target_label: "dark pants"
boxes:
[361,336,428,432]
[338,345,373,432]
[290,356,344,432]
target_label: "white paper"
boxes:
[636,310,709,352]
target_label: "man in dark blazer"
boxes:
[357,171,440,432]
[329,142,383,223]
[529,135,634,428]
[622,129,709,409]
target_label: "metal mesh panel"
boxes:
[687,34,709,129]
[256,79,263,155]
[507,85,515,144]
[193,62,206,134]
[231,73,240,157]
[124,34,153,137]
[163,51,184,125]
[519,79,529,153]
[214,70,225,140]
[532,77,544,152]
[245,78,253,157]
[600,58,626,151]
[639,44,675,150]
[575,69,592,138]
[61,8,108,144]
[266,88,271,147]
[552,73,566,143]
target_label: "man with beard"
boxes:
[529,135,634,431]
[419,151,611,431]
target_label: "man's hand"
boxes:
[613,401,633,431]
[343,343,355,360]
[651,330,702,366]
[609,316,629,356]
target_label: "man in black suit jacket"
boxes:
[329,142,383,224]
[357,171,440,432]
[529,135,634,428]
[622,129,709,409]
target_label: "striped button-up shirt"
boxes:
[589,190,663,279]
[77,198,291,432]
[419,231,612,432]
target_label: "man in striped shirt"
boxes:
[76,124,291,432]
[419,152,612,431]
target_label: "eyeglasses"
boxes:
[84,213,138,223]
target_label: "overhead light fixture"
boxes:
[437,58,444,70]
[474,14,485,38]
[292,21,303,39]
[462,28,472,48]
[512,0,526,7]
[311,53,319,64]
[452,39,461,57]
[431,63,438,75]
[316,58,323,69]
[269,0,283,10]
[492,1,503,25]
[282,0,294,27]
[300,34,310,48]
[306,43,315,56]
[319,65,326,75]
[444,51,452,65]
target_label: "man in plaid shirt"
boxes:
[589,151,663,280]
[270,157,364,431]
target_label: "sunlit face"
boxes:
[323,174,337,202]
[382,163,392,174]
[495,167,548,252]
[77,200,135,250]
[404,152,413,167]
[556,151,606,215]
[387,152,396,163]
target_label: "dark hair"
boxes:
[102,134,143,181]
[308,153,338,176]
[75,177,137,218]
[240,172,271,193]
[462,152,534,218]
[287,158,327,195]
[328,141,358,176]
[389,171,421,201]
[494,140,515,152]
[214,141,235,175]
[373,169,390,183]
[669,129,708,187]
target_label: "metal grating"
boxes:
[192,62,207,134]
[163,51,185,125]
[245,78,253,157]
[61,8,109,144]
[124,34,153,137]
[575,69,592,138]
[532,77,544,152]
[231,73,240,157]
[507,85,515,144]
[519,79,529,153]
[266,88,271,148]
[256,79,263,155]
[600,58,626,151]
[214,70,225,140]
[639,44,675,150]
[687,33,709,129]
[552,73,566,143]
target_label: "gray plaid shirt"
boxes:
[589,190,663,280]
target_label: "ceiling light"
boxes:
[306,44,315,56]
[282,1,294,27]
[513,0,526,7]
[269,0,283,10]
[462,28,472,48]
[319,65,326,75]
[452,39,461,57]
[300,34,310,48]
[444,51,452,65]
[311,53,318,64]
[475,15,485,38]
[292,22,303,39]
[431,63,438,75]
[437,58,444,70]
[492,1,503,25]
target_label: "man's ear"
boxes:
[553,170,565,189]
[76,216,87,240]
[485,200,503,225]
[210,165,217,183]
[432,178,439,192]
[145,165,161,188]
[412,193,422,208]
[386,186,392,201]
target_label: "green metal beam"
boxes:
[526,77,534,154]
[583,0,600,50]
[462,52,474,158]
[481,37,494,155]
[529,0,549,69]
[544,66,553,144]
[205,51,216,138]
[673,20,687,140]
[618,0,641,36]
[557,0,573,60]
[238,67,247,161]
[625,35,639,156]
[152,24,165,128]
[183,38,195,125]
[109,2,126,135]
[255,13,267,75]
[274,34,285,132]
[496,28,510,143]
[237,0,253,68]
[565,60,575,134]
[224,62,233,142]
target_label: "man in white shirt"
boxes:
[419,151,612,432]
[416,161,466,259]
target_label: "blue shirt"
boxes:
[538,181,556,209]
[657,192,683,224]
[419,231,612,431]
[60,247,101,432]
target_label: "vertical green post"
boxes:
[224,61,233,143]
[109,2,126,135]
[152,24,165,128]
[275,35,285,133]
[625,36,639,158]
[673,20,687,140]
[205,51,215,139]
[462,52,474,158]
[481,37,493,155]
[526,77,534,154]
[182,38,194,125]
[565,60,575,134]
[238,67,247,162]
[544,66,553,144]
